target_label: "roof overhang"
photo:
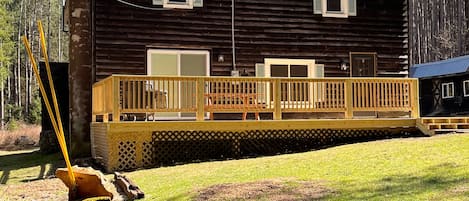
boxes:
[410,55,469,79]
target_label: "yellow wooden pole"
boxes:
[22,36,76,188]
[38,21,65,142]
[37,21,76,185]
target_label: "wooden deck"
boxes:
[91,75,423,171]
[417,117,469,135]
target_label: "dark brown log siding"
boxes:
[94,0,407,80]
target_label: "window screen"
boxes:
[271,65,289,78]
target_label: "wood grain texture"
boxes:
[93,0,407,79]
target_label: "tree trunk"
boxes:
[16,0,23,111]
[58,0,62,62]
[7,72,10,120]
[7,74,10,102]
[47,0,51,57]
[1,40,4,130]
[1,80,4,130]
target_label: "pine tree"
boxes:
[0,0,15,130]
[0,0,68,129]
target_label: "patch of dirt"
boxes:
[449,184,469,194]
[0,177,126,201]
[195,179,334,201]
[0,178,68,201]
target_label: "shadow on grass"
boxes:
[339,162,468,200]
[150,131,427,170]
[0,150,62,184]
[166,192,191,201]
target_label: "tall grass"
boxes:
[0,123,41,150]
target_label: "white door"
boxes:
[258,59,322,108]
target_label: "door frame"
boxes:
[349,52,377,77]
[263,58,317,108]
[146,49,210,76]
[146,49,210,120]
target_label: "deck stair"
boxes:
[417,117,469,135]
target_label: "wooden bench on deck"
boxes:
[204,93,263,120]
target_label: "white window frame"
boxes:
[154,0,203,8]
[146,49,210,76]
[464,80,469,97]
[314,0,356,18]
[442,82,455,99]
[261,59,323,108]
[322,0,349,18]
[163,0,193,9]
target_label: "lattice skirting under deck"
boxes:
[91,126,415,172]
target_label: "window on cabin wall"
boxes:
[349,52,377,77]
[153,0,203,9]
[314,0,357,18]
[442,82,454,99]
[256,59,324,106]
[464,80,469,97]
[270,64,310,101]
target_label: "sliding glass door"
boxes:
[147,49,209,119]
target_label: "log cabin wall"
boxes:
[409,0,469,66]
[93,0,408,80]
[439,74,469,116]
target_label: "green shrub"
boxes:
[6,104,22,121]
[26,96,41,125]
[7,119,19,131]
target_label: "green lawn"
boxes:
[0,149,61,185]
[126,134,469,201]
[1,135,468,200]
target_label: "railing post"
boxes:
[196,78,205,121]
[273,79,282,120]
[113,76,121,122]
[411,79,420,118]
[91,87,96,122]
[345,79,353,119]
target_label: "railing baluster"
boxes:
[345,79,353,118]
[92,76,419,121]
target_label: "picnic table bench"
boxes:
[204,93,263,120]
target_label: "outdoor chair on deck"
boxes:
[121,82,168,121]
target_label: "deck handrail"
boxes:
[91,75,419,122]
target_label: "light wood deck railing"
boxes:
[92,75,419,122]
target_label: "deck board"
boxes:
[103,118,417,132]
